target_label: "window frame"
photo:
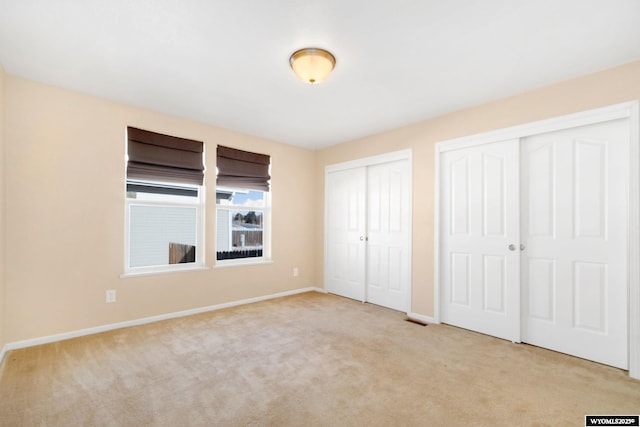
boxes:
[215,186,271,267]
[123,179,206,276]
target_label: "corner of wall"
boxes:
[314,149,325,291]
[0,63,6,362]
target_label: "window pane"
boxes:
[216,208,263,260]
[217,189,265,207]
[127,182,198,204]
[127,182,198,198]
[129,205,197,267]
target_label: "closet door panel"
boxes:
[521,118,628,369]
[367,160,411,311]
[440,139,521,341]
[326,168,367,302]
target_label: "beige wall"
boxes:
[3,76,316,343]
[3,59,640,344]
[316,60,640,317]
[0,65,5,351]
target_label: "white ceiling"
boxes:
[1,1,639,149]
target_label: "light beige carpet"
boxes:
[1,292,639,426]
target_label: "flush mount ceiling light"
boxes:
[289,48,336,84]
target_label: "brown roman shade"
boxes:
[217,146,270,191]
[127,127,204,186]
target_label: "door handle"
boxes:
[520,244,525,251]
[360,236,364,241]
[508,244,516,251]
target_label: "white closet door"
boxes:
[326,168,367,302]
[367,160,411,311]
[521,119,628,369]
[440,139,521,342]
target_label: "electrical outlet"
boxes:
[106,290,117,303]
[293,267,299,277]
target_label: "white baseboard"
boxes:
[0,344,8,366]
[2,287,324,356]
[407,312,435,324]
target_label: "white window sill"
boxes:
[215,258,273,268]
[121,266,210,278]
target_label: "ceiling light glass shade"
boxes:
[289,48,336,84]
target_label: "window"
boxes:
[125,127,205,274]
[216,188,268,260]
[216,146,271,263]
[126,182,203,271]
